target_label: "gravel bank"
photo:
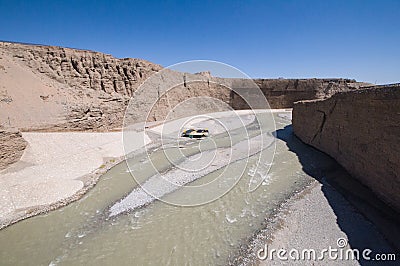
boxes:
[236,182,397,265]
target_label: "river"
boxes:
[0,110,324,265]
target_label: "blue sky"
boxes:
[0,0,399,84]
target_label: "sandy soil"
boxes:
[0,109,263,227]
[0,110,263,228]
[1,109,395,265]
[243,182,396,265]
[0,50,67,128]
[0,131,134,228]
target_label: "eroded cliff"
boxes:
[293,85,400,212]
[0,41,163,131]
[0,126,27,170]
[231,78,368,109]
[0,41,369,131]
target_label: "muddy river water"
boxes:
[0,110,331,265]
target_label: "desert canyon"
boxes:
[0,41,398,265]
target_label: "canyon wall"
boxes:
[0,126,27,170]
[0,41,162,131]
[1,42,162,96]
[231,78,368,109]
[0,41,368,131]
[293,85,400,212]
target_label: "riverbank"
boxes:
[0,109,260,229]
[235,181,397,265]
[0,109,262,229]
[231,119,399,265]
[1,109,397,265]
[0,132,127,229]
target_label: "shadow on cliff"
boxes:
[274,125,399,265]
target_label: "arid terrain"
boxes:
[0,42,370,131]
[0,41,398,265]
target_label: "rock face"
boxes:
[0,41,369,131]
[1,42,162,96]
[293,85,400,212]
[0,126,27,170]
[0,41,163,131]
[231,78,368,109]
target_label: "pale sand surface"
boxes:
[147,109,261,135]
[0,49,67,128]
[0,110,265,227]
[0,110,262,227]
[0,132,129,228]
[253,182,395,265]
[2,109,394,266]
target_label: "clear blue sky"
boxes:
[0,0,399,84]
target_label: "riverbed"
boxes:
[0,110,326,265]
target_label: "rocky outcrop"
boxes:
[231,78,369,109]
[0,41,162,131]
[293,85,400,212]
[1,42,162,96]
[0,41,369,131]
[0,126,27,170]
